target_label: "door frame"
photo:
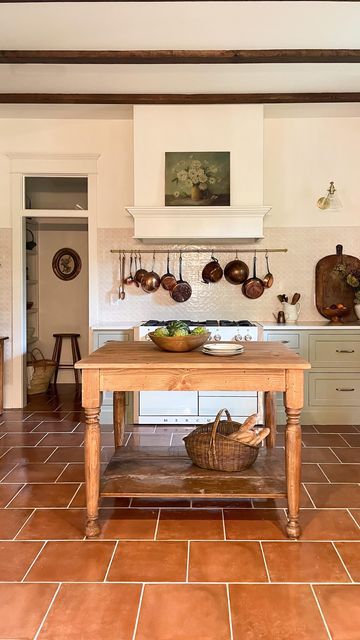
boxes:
[8,153,99,408]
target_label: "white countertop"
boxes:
[261,321,360,330]
[91,320,360,332]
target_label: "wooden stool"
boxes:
[52,333,81,388]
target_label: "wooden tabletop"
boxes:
[76,340,311,370]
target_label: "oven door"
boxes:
[139,391,198,417]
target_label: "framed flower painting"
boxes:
[165,152,230,206]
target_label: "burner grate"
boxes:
[141,320,255,327]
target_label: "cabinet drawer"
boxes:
[266,332,300,350]
[309,373,360,407]
[96,332,130,349]
[199,396,258,416]
[309,335,360,368]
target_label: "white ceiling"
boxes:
[1,2,360,49]
[1,63,360,95]
[0,2,360,95]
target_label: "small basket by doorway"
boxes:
[27,348,57,395]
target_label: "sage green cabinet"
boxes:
[92,328,133,424]
[264,327,360,424]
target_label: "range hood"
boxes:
[131,105,270,243]
[127,205,271,244]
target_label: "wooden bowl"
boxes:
[148,332,210,352]
[321,306,349,323]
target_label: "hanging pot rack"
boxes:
[111,248,287,255]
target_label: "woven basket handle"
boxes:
[30,348,46,363]
[210,408,232,448]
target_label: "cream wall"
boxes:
[37,227,88,383]
[0,118,134,229]
[264,114,360,227]
[133,105,264,206]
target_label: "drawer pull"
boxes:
[336,387,355,392]
[336,349,355,353]
[281,340,289,344]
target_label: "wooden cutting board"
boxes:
[315,245,360,321]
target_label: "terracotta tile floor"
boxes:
[0,385,359,639]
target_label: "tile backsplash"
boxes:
[98,226,360,323]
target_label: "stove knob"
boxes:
[234,333,243,342]
[213,333,222,341]
[244,333,253,341]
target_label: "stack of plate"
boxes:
[202,342,245,357]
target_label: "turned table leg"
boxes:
[84,407,101,537]
[82,369,101,538]
[284,370,303,540]
[265,391,277,448]
[113,391,126,448]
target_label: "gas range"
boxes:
[138,320,261,343]
[134,320,262,424]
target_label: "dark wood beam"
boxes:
[1,49,360,65]
[1,93,360,105]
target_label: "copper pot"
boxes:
[263,253,274,288]
[134,252,147,285]
[141,252,161,293]
[160,252,177,291]
[202,255,223,284]
[242,252,265,299]
[224,254,249,285]
[171,252,192,303]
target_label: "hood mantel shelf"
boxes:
[126,206,271,244]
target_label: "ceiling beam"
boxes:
[1,93,360,105]
[1,49,360,65]
[2,0,358,3]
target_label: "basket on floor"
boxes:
[183,408,260,472]
[27,348,57,395]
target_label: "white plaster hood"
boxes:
[127,205,271,243]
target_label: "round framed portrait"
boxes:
[52,248,82,281]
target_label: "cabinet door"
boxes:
[94,331,130,406]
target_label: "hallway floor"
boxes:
[0,384,359,639]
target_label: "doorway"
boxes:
[25,217,89,398]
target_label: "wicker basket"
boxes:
[183,408,260,472]
[27,348,57,395]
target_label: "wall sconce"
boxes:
[317,181,342,211]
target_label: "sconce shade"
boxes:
[317,181,342,211]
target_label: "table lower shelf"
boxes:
[101,446,286,500]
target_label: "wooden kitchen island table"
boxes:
[75,341,310,540]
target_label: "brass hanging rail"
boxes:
[110,248,287,254]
